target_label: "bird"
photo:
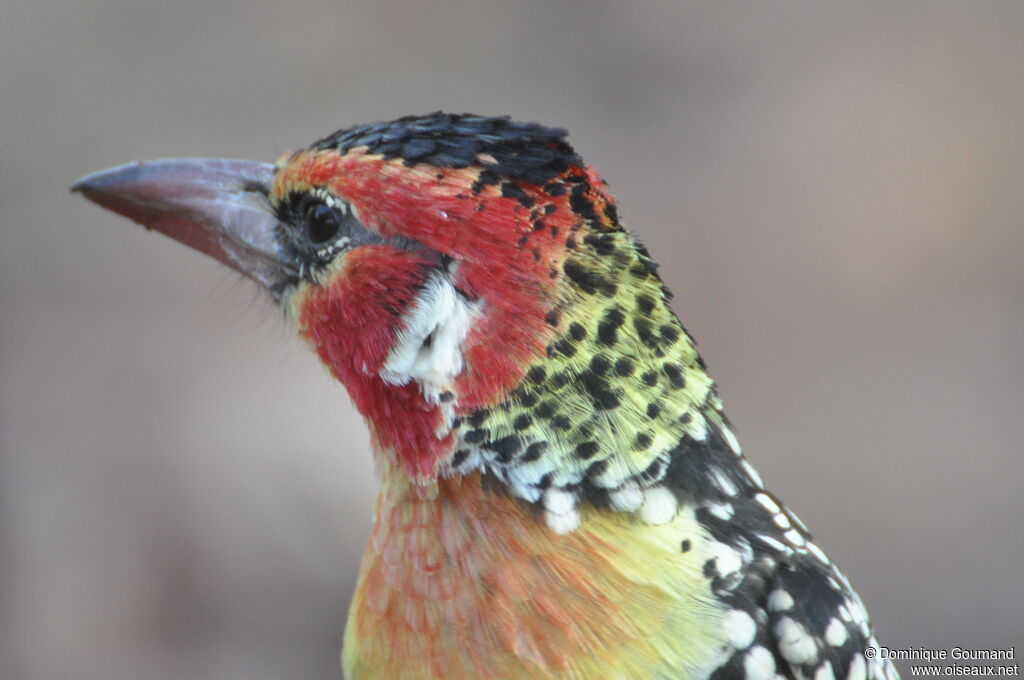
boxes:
[73,113,899,680]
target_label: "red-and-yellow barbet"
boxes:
[74,113,899,680]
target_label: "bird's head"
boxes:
[76,114,727,525]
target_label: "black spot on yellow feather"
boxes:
[489,435,521,463]
[642,458,663,481]
[522,441,547,462]
[583,233,617,256]
[597,307,625,345]
[633,432,654,451]
[552,338,577,358]
[634,318,659,348]
[464,429,487,444]
[614,357,634,377]
[630,263,651,279]
[660,324,681,344]
[664,363,686,389]
[590,355,611,375]
[563,260,615,296]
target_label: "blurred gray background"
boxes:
[2,2,1022,679]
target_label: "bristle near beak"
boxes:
[73,158,297,298]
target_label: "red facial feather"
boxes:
[295,245,453,479]
[280,148,591,477]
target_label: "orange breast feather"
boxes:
[343,473,726,680]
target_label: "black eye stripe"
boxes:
[274,189,425,285]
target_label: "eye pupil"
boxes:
[305,202,342,244]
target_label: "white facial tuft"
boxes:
[380,271,479,405]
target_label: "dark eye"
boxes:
[305,202,343,244]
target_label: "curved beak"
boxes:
[72,158,297,299]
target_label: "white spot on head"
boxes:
[517,486,541,503]
[551,468,584,487]
[708,502,735,520]
[722,426,742,455]
[687,417,708,441]
[380,273,479,402]
[639,486,678,525]
[545,508,580,534]
[787,509,810,533]
[774,616,819,666]
[815,662,837,680]
[542,488,576,516]
[825,617,848,647]
[709,541,743,577]
[757,534,791,554]
[807,541,831,565]
[609,484,644,512]
[710,468,740,497]
[848,654,867,680]
[504,458,560,503]
[784,529,806,547]
[847,598,869,626]
[767,588,795,612]
[744,646,777,680]
[755,493,781,514]
[741,459,765,488]
[773,513,792,529]
[735,538,755,565]
[723,609,757,649]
